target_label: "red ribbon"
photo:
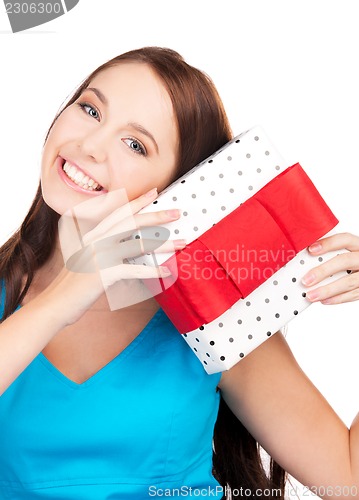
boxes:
[144,163,338,334]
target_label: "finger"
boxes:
[150,238,187,254]
[103,263,172,284]
[320,287,359,305]
[305,271,359,302]
[301,252,359,287]
[81,189,160,245]
[307,232,359,255]
[94,237,186,270]
[68,188,132,232]
[84,208,181,245]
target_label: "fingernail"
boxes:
[306,290,320,301]
[301,273,316,286]
[144,187,158,197]
[174,239,187,250]
[166,209,180,219]
[308,243,322,253]
[160,266,171,275]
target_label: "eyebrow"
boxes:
[83,87,159,154]
[85,87,108,105]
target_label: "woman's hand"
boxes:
[46,187,185,325]
[301,232,359,304]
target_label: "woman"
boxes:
[0,46,358,499]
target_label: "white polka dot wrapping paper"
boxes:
[129,126,346,374]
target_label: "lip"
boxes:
[56,156,108,196]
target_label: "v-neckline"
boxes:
[37,307,164,390]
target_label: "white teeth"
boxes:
[62,161,103,191]
[69,166,77,177]
[74,171,84,182]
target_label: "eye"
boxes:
[77,102,100,120]
[122,138,147,156]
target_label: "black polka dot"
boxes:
[229,188,234,193]
[300,260,305,265]
[218,322,223,328]
[221,206,226,211]
[206,352,210,357]
[194,347,197,352]
[155,232,160,237]
[211,191,215,196]
[273,280,278,286]
[246,301,251,306]
[202,209,207,214]
[256,316,261,321]
[238,171,243,176]
[302,292,306,297]
[347,270,352,274]
[183,211,188,216]
[153,200,158,204]
[220,356,226,361]
[248,334,253,339]
[294,310,298,315]
[227,156,232,161]
[275,165,280,170]
[246,154,251,158]
[174,229,179,234]
[318,257,323,262]
[265,151,270,155]
[183,333,187,337]
[219,173,224,178]
[237,319,242,325]
[239,353,244,358]
[200,176,205,181]
[283,295,288,300]
[135,235,140,239]
[235,139,240,143]
[195,338,200,342]
[192,194,196,199]
[254,136,259,141]
[292,277,297,283]
[199,326,204,331]
[267,331,272,336]
[208,159,213,163]
[193,226,198,231]
[210,340,215,345]
[265,298,270,303]
[203,360,207,365]
[275,313,280,318]
[257,168,262,173]
[181,180,186,184]
[172,196,177,201]
[229,337,234,343]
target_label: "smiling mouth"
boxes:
[62,160,104,191]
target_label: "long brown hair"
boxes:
[0,47,286,497]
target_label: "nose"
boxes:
[77,127,109,164]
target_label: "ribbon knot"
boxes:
[144,163,338,334]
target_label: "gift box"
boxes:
[130,126,345,374]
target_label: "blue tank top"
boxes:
[0,285,223,499]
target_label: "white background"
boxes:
[1,1,358,497]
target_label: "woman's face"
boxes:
[41,62,179,215]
